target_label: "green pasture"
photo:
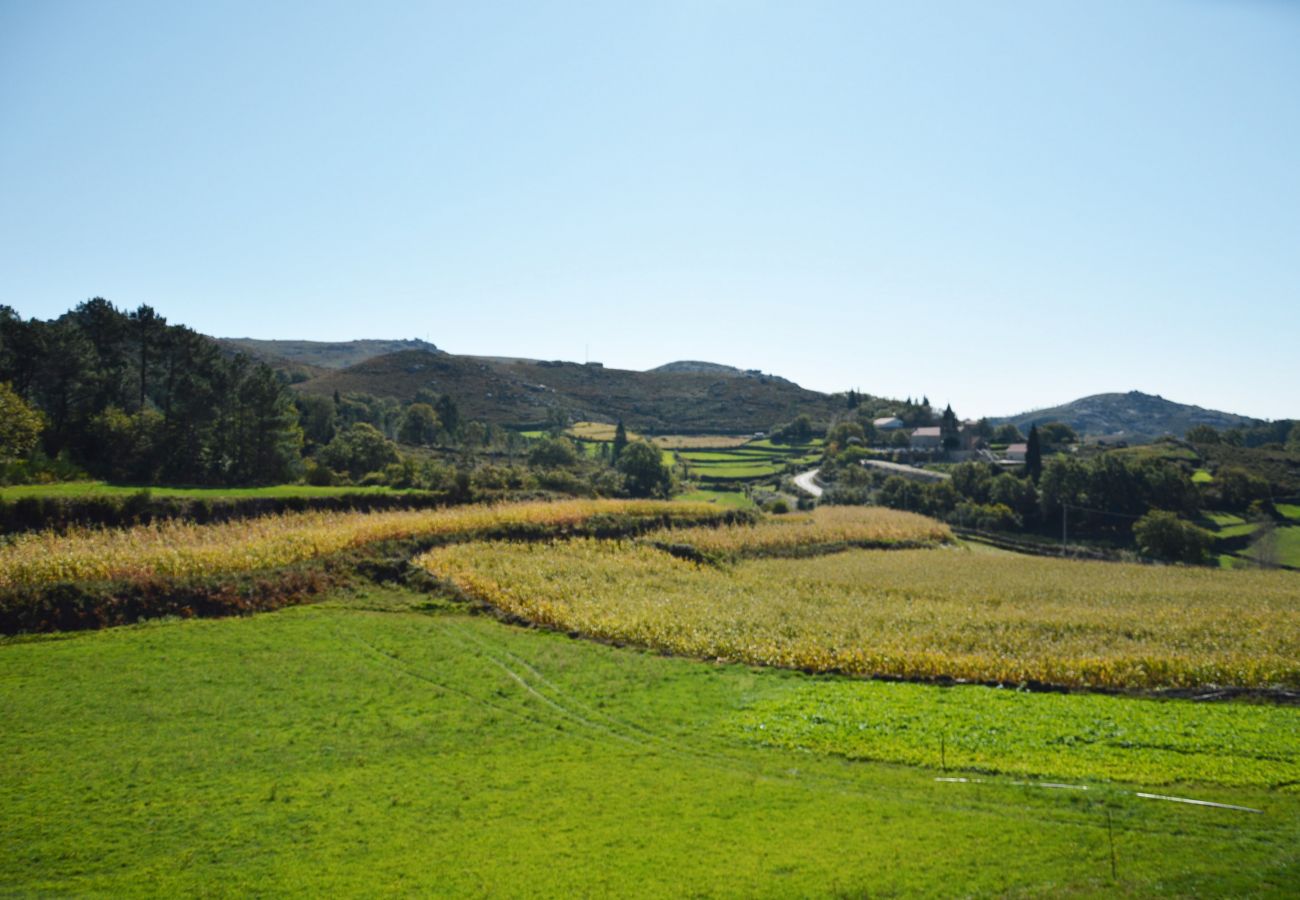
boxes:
[2,593,1296,895]
[1279,504,1300,523]
[1201,512,1259,540]
[672,489,757,511]
[679,450,780,463]
[0,481,416,501]
[1242,526,1300,568]
[735,679,1300,789]
[1192,468,1214,484]
[678,441,816,485]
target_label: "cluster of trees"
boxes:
[1,300,301,484]
[824,447,1269,563]
[1,302,678,501]
[1187,421,1300,450]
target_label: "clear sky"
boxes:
[2,0,1297,420]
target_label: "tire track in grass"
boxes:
[329,617,568,734]
[335,608,1271,848]
[439,620,650,750]
[439,618,1268,841]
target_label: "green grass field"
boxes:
[1242,526,1300,568]
[1279,504,1300,523]
[0,481,418,501]
[673,489,757,510]
[3,593,1296,895]
[1202,511,1259,539]
[677,442,817,485]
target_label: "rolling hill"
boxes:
[994,391,1260,442]
[292,350,840,432]
[219,338,442,370]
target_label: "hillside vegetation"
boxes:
[995,390,1259,441]
[292,350,842,432]
[218,337,442,370]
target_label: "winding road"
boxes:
[792,468,823,498]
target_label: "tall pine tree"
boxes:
[1026,424,1043,483]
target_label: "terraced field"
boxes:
[420,524,1300,691]
[677,440,821,485]
[5,498,1300,894]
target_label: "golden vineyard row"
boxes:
[644,506,951,556]
[419,539,1300,690]
[0,499,723,589]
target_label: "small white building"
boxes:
[910,426,942,449]
[873,416,905,432]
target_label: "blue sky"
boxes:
[2,0,1297,420]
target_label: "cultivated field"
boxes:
[644,505,951,557]
[651,434,755,449]
[4,497,1300,894]
[420,536,1300,691]
[0,499,727,591]
[677,441,821,486]
[0,481,418,501]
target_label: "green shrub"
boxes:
[1133,510,1212,564]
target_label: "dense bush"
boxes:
[1133,510,1213,564]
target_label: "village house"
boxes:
[873,416,905,432]
[909,426,942,449]
[1004,442,1028,462]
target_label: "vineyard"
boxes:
[643,505,951,558]
[3,499,1299,894]
[0,499,742,633]
[419,532,1300,691]
[0,499,730,591]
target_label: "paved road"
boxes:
[862,459,951,482]
[793,468,823,497]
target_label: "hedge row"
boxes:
[0,491,461,534]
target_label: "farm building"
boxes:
[873,416,905,431]
[910,426,942,449]
[1005,443,1028,462]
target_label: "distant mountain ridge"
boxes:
[994,391,1261,441]
[649,360,744,376]
[289,349,837,433]
[219,338,442,371]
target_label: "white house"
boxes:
[1005,443,1028,462]
[873,416,905,432]
[910,426,942,449]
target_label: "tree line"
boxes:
[1,300,300,484]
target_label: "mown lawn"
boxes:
[2,594,1296,895]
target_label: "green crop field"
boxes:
[3,594,1297,895]
[734,678,1299,788]
[677,441,817,485]
[0,481,419,501]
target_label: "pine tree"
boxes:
[612,419,628,462]
[1026,424,1043,483]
